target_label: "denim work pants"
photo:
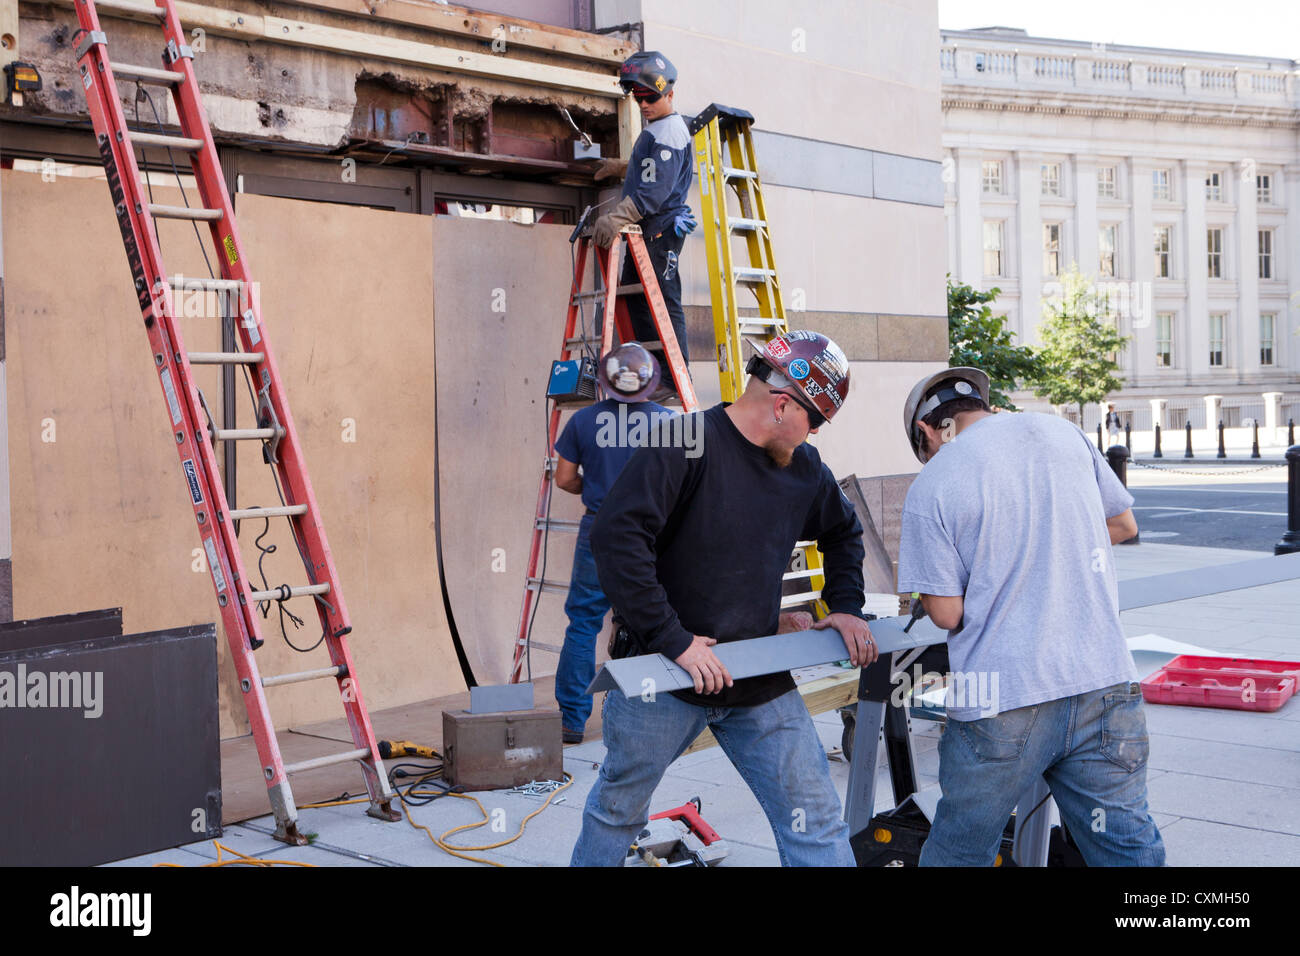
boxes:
[920,681,1166,866]
[571,686,854,866]
[620,228,689,365]
[555,513,608,732]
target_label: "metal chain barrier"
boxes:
[1131,459,1288,477]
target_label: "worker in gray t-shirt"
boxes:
[896,367,1165,867]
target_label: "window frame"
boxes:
[981,160,1003,195]
[1097,165,1117,199]
[1208,312,1226,368]
[1099,223,1117,277]
[1205,170,1223,202]
[1207,227,1224,279]
[983,219,1005,277]
[1155,311,1174,368]
[1260,313,1276,366]
[1042,222,1062,276]
[1257,173,1273,205]
[1154,225,1172,278]
[1152,168,1172,201]
[1041,162,1062,197]
[1258,229,1274,279]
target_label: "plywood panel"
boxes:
[4,170,464,741]
[431,217,585,685]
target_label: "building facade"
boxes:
[942,27,1300,440]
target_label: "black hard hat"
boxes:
[619,51,677,97]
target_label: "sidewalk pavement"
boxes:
[106,543,1299,868]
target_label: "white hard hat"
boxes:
[902,367,991,463]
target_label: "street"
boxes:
[1128,481,1289,551]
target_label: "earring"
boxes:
[775,417,783,425]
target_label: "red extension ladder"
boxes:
[72,0,397,842]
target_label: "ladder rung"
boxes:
[212,427,279,440]
[738,318,784,332]
[283,747,371,776]
[515,640,563,654]
[735,268,776,283]
[149,203,223,221]
[794,541,817,549]
[536,517,581,532]
[781,591,822,606]
[262,665,345,688]
[783,568,820,581]
[111,62,181,86]
[187,351,265,364]
[526,577,569,595]
[572,283,643,300]
[564,335,601,349]
[132,130,204,152]
[248,583,331,604]
[170,277,244,293]
[722,166,757,180]
[729,218,766,232]
[229,504,309,520]
[95,0,166,20]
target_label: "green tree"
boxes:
[1031,264,1129,421]
[947,277,1040,411]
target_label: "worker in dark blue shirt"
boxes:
[594,51,696,366]
[553,344,670,743]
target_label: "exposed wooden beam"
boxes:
[284,0,631,65]
[43,0,623,98]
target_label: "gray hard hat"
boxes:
[902,367,991,463]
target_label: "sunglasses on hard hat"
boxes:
[631,87,663,104]
[769,389,826,430]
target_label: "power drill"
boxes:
[903,593,928,634]
[378,739,439,760]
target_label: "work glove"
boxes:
[593,195,641,248]
[594,158,629,182]
[673,210,697,237]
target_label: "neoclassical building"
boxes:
[942,26,1299,439]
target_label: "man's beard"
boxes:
[763,440,794,468]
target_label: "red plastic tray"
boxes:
[1140,655,1300,713]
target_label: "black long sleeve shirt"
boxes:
[590,404,867,708]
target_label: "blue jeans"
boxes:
[571,686,854,866]
[920,681,1166,867]
[555,514,608,731]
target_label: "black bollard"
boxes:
[1097,424,1104,452]
[1252,420,1260,459]
[1125,421,1132,452]
[1290,419,1296,447]
[1154,423,1163,458]
[1184,421,1194,458]
[1275,446,1300,556]
[1217,420,1226,459]
[1107,445,1138,544]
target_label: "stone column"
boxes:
[1129,158,1155,380]
[1205,394,1222,440]
[1286,165,1300,371]
[1016,152,1044,346]
[1150,398,1168,431]
[953,147,984,286]
[1184,160,1209,377]
[1074,156,1099,278]
[1264,391,1283,441]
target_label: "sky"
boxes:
[938,0,1300,62]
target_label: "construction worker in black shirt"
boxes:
[570,331,875,866]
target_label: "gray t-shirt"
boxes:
[896,412,1136,720]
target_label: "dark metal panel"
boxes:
[0,623,222,866]
[0,607,122,652]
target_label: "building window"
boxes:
[1041,163,1061,197]
[1097,166,1117,198]
[1205,171,1222,201]
[1099,224,1117,277]
[983,220,1004,276]
[1260,313,1275,366]
[1257,174,1273,204]
[1043,223,1061,275]
[1153,168,1171,201]
[1259,230,1273,279]
[1155,312,1174,367]
[1207,228,1223,278]
[1154,226,1172,278]
[982,160,1002,194]
[1208,313,1226,367]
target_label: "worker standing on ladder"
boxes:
[593,51,696,367]
[896,367,1165,866]
[571,331,875,867]
[553,344,670,745]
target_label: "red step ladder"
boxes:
[509,219,697,682]
[72,0,398,842]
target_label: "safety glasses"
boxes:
[770,389,826,430]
